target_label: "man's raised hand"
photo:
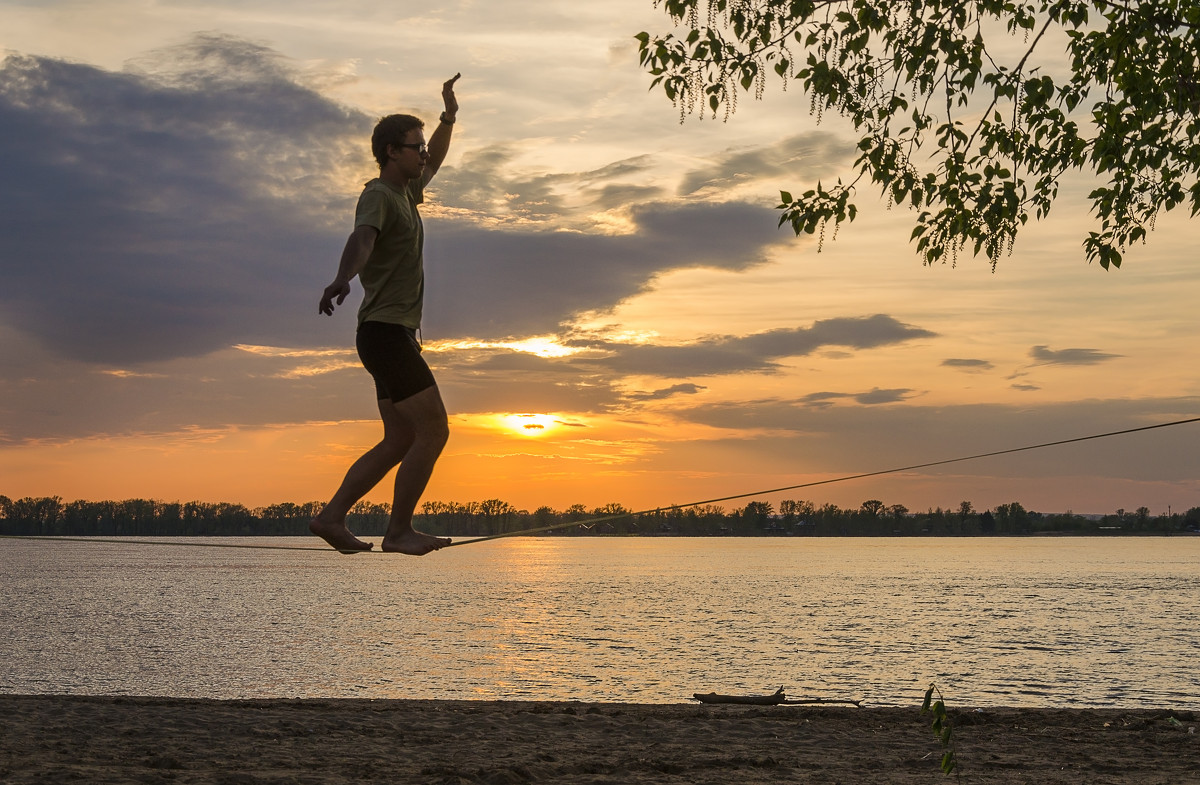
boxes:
[442,73,460,118]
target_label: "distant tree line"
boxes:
[3,494,1199,538]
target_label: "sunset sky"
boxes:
[2,0,1198,518]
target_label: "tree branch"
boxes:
[962,12,1056,157]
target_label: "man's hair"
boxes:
[371,114,425,168]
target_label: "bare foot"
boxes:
[309,518,374,553]
[381,529,451,555]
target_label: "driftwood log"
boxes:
[692,687,861,707]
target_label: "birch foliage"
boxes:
[636,1,1200,269]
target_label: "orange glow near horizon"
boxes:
[2,414,1197,518]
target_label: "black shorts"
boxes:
[356,321,437,403]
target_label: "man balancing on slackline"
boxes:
[310,73,461,555]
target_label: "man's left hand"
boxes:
[442,73,460,120]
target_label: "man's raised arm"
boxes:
[424,72,460,184]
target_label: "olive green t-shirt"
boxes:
[354,177,425,328]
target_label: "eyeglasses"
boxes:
[394,142,428,155]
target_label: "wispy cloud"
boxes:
[854,388,918,405]
[799,388,918,407]
[942,358,995,371]
[678,132,855,196]
[625,383,707,402]
[432,146,663,223]
[1030,345,1121,366]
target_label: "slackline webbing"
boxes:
[3,415,1197,552]
[0,535,334,551]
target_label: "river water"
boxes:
[1,536,1196,708]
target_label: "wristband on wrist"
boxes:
[440,112,456,125]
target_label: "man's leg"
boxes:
[310,398,415,552]
[380,385,452,555]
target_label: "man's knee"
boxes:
[421,413,450,449]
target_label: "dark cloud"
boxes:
[943,358,994,371]
[0,36,371,365]
[1030,345,1121,366]
[561,315,936,378]
[422,200,793,339]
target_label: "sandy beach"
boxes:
[0,695,1196,784]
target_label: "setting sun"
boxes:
[500,413,563,437]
